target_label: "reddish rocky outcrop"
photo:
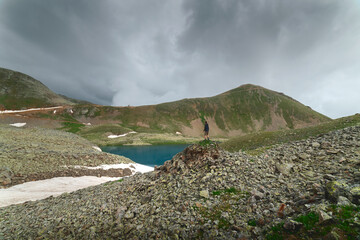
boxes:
[155,142,221,176]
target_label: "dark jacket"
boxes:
[204,122,209,132]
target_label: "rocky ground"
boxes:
[0,125,359,239]
[0,124,133,187]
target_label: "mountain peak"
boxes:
[0,67,77,110]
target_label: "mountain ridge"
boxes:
[0,67,331,139]
[0,67,82,110]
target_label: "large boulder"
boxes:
[350,186,360,205]
[325,180,349,203]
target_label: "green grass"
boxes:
[60,122,85,133]
[77,124,133,142]
[0,95,51,110]
[146,138,195,145]
[195,188,249,230]
[104,178,123,186]
[80,124,131,135]
[212,187,247,196]
[265,205,360,239]
[221,114,360,153]
[265,222,285,240]
[248,219,257,227]
[198,139,216,146]
[0,68,73,109]
[295,212,319,230]
[63,84,331,138]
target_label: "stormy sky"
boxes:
[0,0,360,119]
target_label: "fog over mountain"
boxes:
[1,0,360,118]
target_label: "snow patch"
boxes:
[0,176,121,208]
[108,131,137,139]
[0,106,63,114]
[74,163,153,174]
[92,146,102,152]
[108,134,127,138]
[9,123,26,127]
[0,163,153,207]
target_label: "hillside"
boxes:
[0,124,133,188]
[70,84,330,139]
[0,67,331,142]
[1,126,359,239]
[221,113,360,153]
[0,67,76,110]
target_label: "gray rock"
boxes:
[299,153,310,160]
[124,211,135,219]
[324,227,342,240]
[251,189,264,200]
[350,187,360,204]
[283,219,302,231]
[1,125,360,239]
[275,162,294,175]
[0,167,13,185]
[318,210,332,224]
[312,142,320,148]
[337,196,352,206]
[325,180,349,203]
[200,189,210,198]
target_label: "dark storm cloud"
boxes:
[0,0,123,104]
[177,0,360,118]
[0,0,359,118]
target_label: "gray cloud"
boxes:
[0,0,359,118]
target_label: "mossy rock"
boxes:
[350,186,360,204]
[325,180,349,203]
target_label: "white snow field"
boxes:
[0,163,153,208]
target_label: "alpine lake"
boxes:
[101,144,189,167]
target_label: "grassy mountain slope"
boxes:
[72,84,330,138]
[0,67,75,109]
[0,67,331,140]
[221,113,360,153]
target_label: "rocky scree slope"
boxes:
[0,124,133,187]
[1,125,359,239]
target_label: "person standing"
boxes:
[204,120,209,140]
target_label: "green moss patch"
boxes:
[195,188,249,230]
[265,205,360,239]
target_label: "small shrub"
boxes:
[248,219,257,226]
[295,212,319,230]
[199,139,214,146]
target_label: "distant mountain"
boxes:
[0,67,82,110]
[58,94,92,105]
[72,84,331,137]
[0,67,330,138]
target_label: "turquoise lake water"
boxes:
[101,144,189,167]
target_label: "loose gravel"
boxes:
[0,125,359,239]
[0,124,133,187]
